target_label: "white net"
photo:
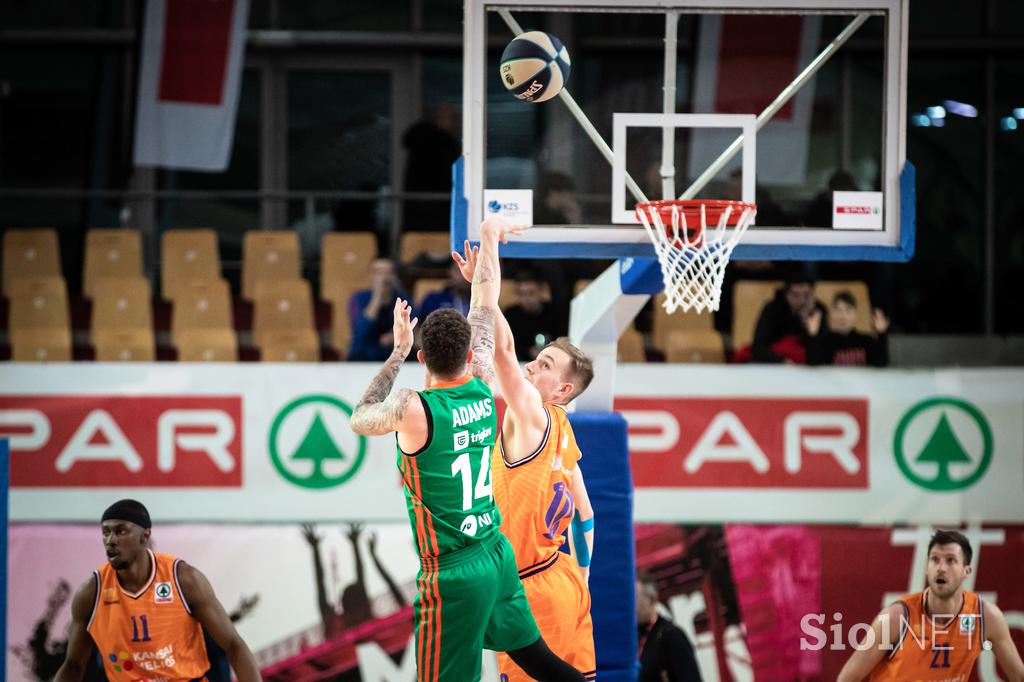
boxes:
[636,201,757,314]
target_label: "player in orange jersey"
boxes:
[838,529,1023,682]
[55,499,261,682]
[454,229,597,682]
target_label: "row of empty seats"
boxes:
[2,228,452,362]
[3,227,872,363]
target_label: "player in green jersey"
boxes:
[351,219,586,682]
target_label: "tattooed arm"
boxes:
[459,219,526,386]
[350,299,427,439]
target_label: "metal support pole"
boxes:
[661,12,679,201]
[680,13,869,200]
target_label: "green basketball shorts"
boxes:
[413,532,541,682]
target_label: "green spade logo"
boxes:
[269,395,367,489]
[893,397,993,491]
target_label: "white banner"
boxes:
[133,0,249,171]
[1,364,1021,524]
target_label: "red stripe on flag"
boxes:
[159,0,236,105]
[716,15,803,120]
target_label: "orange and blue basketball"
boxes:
[499,31,571,103]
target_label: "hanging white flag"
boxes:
[688,14,821,187]
[133,0,250,171]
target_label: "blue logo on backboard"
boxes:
[487,200,502,213]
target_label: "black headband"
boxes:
[101,499,151,529]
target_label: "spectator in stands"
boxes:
[805,291,890,366]
[803,169,858,228]
[347,258,408,361]
[749,272,827,364]
[636,570,703,682]
[402,103,461,232]
[534,171,582,225]
[417,262,471,319]
[503,270,565,361]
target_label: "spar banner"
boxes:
[7,522,1023,682]
[1,364,1021,523]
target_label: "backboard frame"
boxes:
[455,0,913,262]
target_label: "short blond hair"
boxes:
[544,337,594,402]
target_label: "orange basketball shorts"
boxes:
[497,552,596,681]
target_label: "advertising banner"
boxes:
[2,364,1021,524]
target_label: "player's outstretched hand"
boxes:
[480,218,529,244]
[392,298,418,356]
[452,240,479,283]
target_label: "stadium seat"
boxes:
[83,229,143,299]
[652,292,713,351]
[94,329,155,362]
[400,231,449,263]
[171,279,233,345]
[161,229,222,301]
[814,280,873,334]
[11,328,72,362]
[9,276,70,330]
[731,280,783,350]
[499,279,518,310]
[176,328,238,362]
[321,232,377,302]
[8,276,72,362]
[252,279,315,349]
[666,329,726,363]
[261,329,320,362]
[618,327,646,362]
[242,231,301,301]
[91,277,153,335]
[328,286,362,353]
[2,228,62,298]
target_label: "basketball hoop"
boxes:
[635,199,757,314]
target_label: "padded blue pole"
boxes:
[0,437,9,673]
[568,413,636,682]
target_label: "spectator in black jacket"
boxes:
[502,270,565,360]
[637,570,703,682]
[750,273,827,364]
[805,290,890,366]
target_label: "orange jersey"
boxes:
[88,550,210,682]
[492,403,581,570]
[868,590,986,682]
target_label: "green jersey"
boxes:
[397,375,501,557]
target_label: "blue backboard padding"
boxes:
[567,413,636,682]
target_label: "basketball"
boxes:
[499,31,571,103]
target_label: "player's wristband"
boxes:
[571,514,593,568]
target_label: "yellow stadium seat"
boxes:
[400,232,449,263]
[261,329,320,362]
[242,231,301,301]
[171,279,233,345]
[11,328,72,362]
[94,329,155,362]
[3,228,61,297]
[83,229,143,299]
[91,277,152,335]
[652,292,713,351]
[321,232,377,302]
[666,329,726,364]
[618,327,646,362]
[252,279,315,349]
[176,329,238,362]
[161,229,222,301]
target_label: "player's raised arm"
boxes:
[984,600,1024,681]
[351,298,425,436]
[54,578,99,682]
[837,604,905,682]
[454,226,545,429]
[176,562,262,682]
